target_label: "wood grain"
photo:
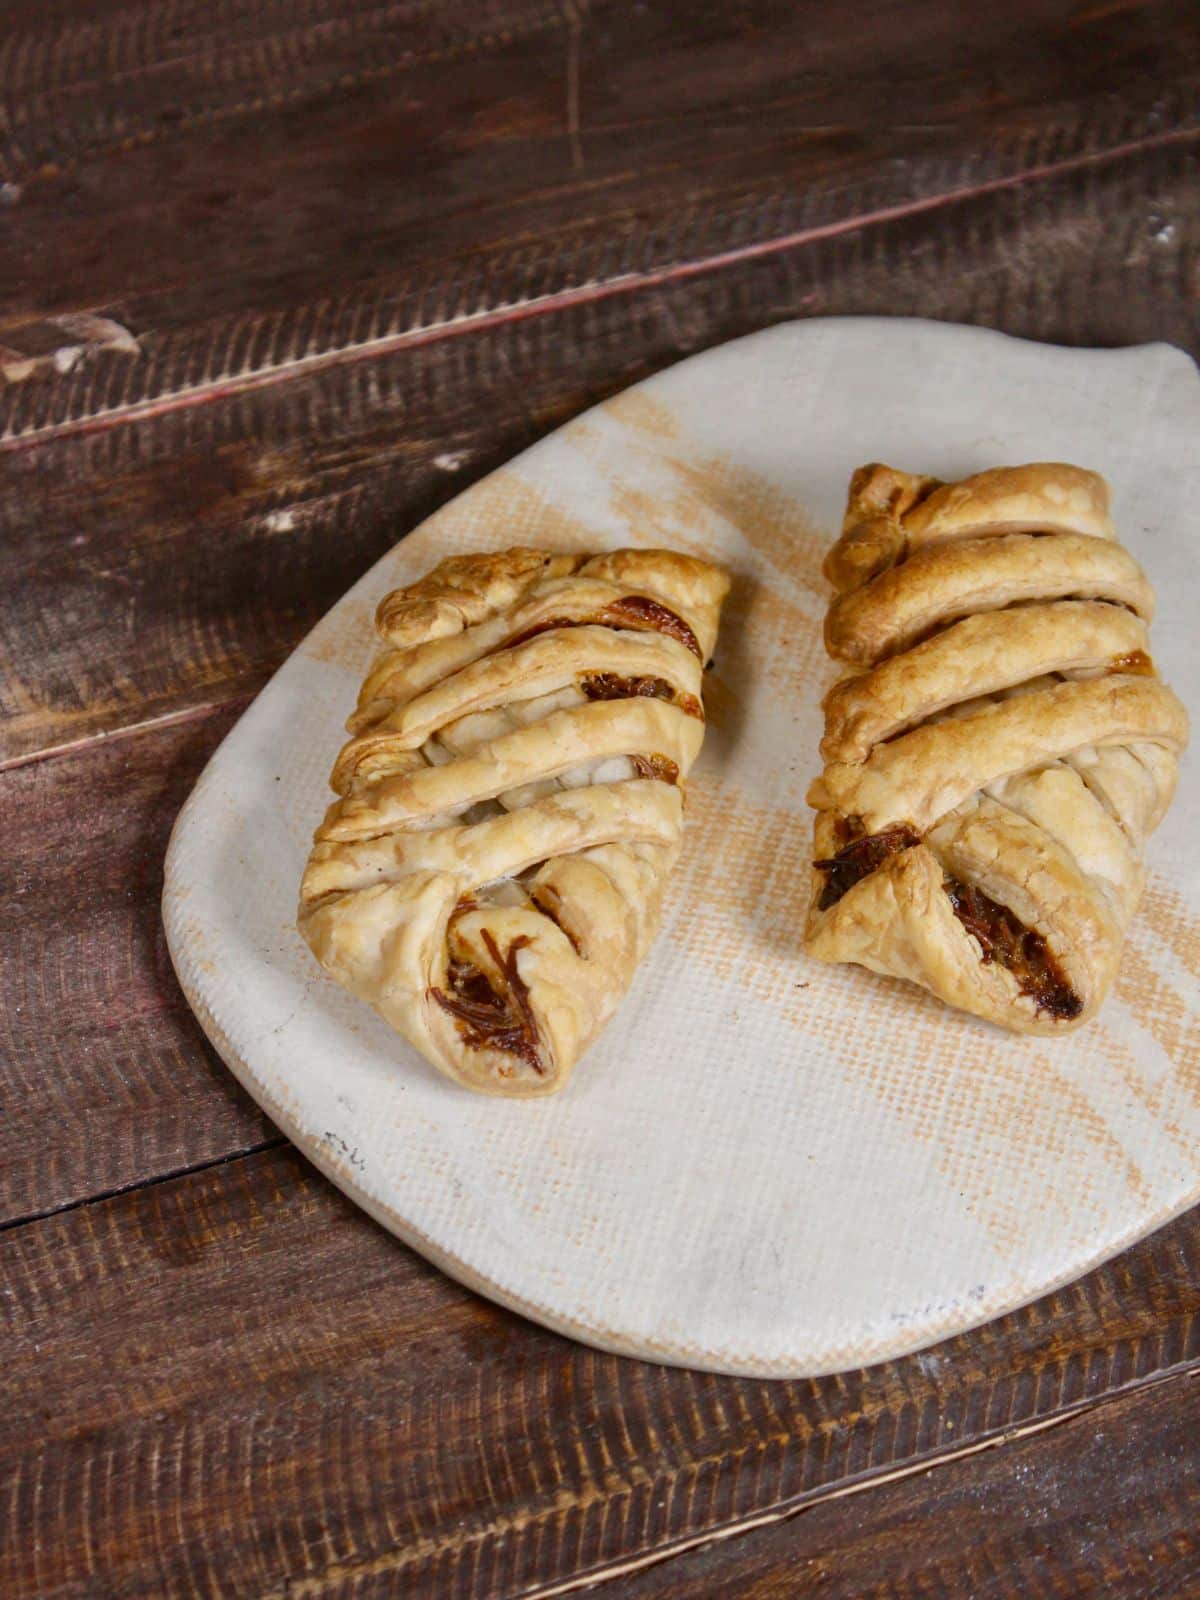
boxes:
[2,0,1196,351]
[4,132,1198,768]
[0,0,566,178]
[3,96,1197,450]
[600,1372,1200,1599]
[0,703,275,1225]
[1,1140,1197,1599]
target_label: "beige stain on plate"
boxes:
[304,595,378,671]
[424,469,603,558]
[601,389,681,439]
[1115,938,1199,1084]
[1141,873,1200,978]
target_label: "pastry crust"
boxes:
[806,463,1188,1034]
[825,533,1153,665]
[299,546,729,1095]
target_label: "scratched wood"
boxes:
[0,706,277,1224]
[2,135,1197,768]
[1,1140,1198,1599]
[1,0,1196,346]
[3,74,1198,445]
[600,1373,1200,1598]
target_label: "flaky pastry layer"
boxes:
[299,545,728,1094]
[806,462,1188,1034]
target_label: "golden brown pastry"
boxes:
[300,546,729,1094]
[806,463,1188,1033]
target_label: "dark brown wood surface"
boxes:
[601,1372,1200,1598]
[4,1148,1200,1599]
[2,2,1199,1595]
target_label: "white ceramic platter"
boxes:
[164,318,1200,1377]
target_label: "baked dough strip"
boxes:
[807,464,1187,1034]
[299,546,728,1094]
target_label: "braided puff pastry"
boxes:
[806,463,1188,1034]
[299,547,729,1094]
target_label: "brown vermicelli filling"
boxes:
[602,595,702,657]
[814,817,921,910]
[579,672,702,718]
[507,596,701,659]
[943,879,1082,1019]
[629,753,681,784]
[813,816,1083,1018]
[431,927,544,1073]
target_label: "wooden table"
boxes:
[3,3,1199,1594]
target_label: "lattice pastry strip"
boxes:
[300,547,729,1094]
[806,463,1188,1033]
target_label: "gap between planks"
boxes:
[0,1135,286,1235]
[260,1365,1200,1600]
[0,692,253,777]
[2,119,1197,456]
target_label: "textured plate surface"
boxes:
[164,318,1200,1377]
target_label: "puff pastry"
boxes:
[806,462,1188,1033]
[299,546,729,1094]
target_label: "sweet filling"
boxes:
[629,753,680,784]
[943,879,1081,1019]
[814,817,920,909]
[603,595,702,657]
[1107,649,1154,675]
[506,595,701,658]
[580,672,702,718]
[431,926,544,1073]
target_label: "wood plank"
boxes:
[0,703,276,1225]
[4,133,1199,768]
[1,1141,1198,1599]
[2,0,1186,193]
[598,1372,1200,1599]
[0,0,567,180]
[2,0,1196,355]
